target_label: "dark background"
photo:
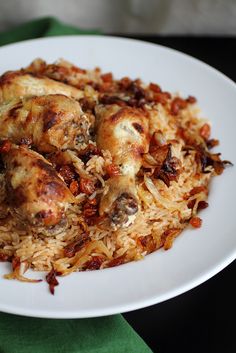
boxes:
[123,36,236,353]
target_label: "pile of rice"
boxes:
[0,59,230,290]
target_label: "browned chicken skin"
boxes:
[95,105,150,227]
[0,64,150,229]
[1,145,75,227]
[0,94,93,152]
[0,71,83,103]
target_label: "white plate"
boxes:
[0,36,235,319]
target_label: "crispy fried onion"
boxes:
[162,228,182,250]
[0,253,11,262]
[57,240,112,276]
[143,143,181,186]
[195,146,232,174]
[46,266,61,295]
[138,235,157,254]
[83,256,105,270]
[179,127,232,174]
[64,233,91,258]
[107,254,126,267]
[4,257,42,283]
[184,144,233,174]
[185,186,209,215]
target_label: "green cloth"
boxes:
[0,312,151,353]
[0,17,100,47]
[0,17,152,353]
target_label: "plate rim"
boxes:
[1,250,236,319]
[0,34,235,88]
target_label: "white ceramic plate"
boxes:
[0,36,235,319]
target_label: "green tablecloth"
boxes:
[0,17,152,353]
[0,312,152,353]
[0,17,99,46]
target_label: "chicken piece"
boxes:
[95,105,150,227]
[0,71,83,103]
[1,144,75,227]
[0,94,93,152]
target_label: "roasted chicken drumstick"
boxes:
[95,105,149,227]
[0,71,83,103]
[0,94,92,152]
[1,144,75,227]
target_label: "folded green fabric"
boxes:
[0,312,151,353]
[0,16,100,47]
[0,17,152,353]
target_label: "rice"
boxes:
[0,58,230,287]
